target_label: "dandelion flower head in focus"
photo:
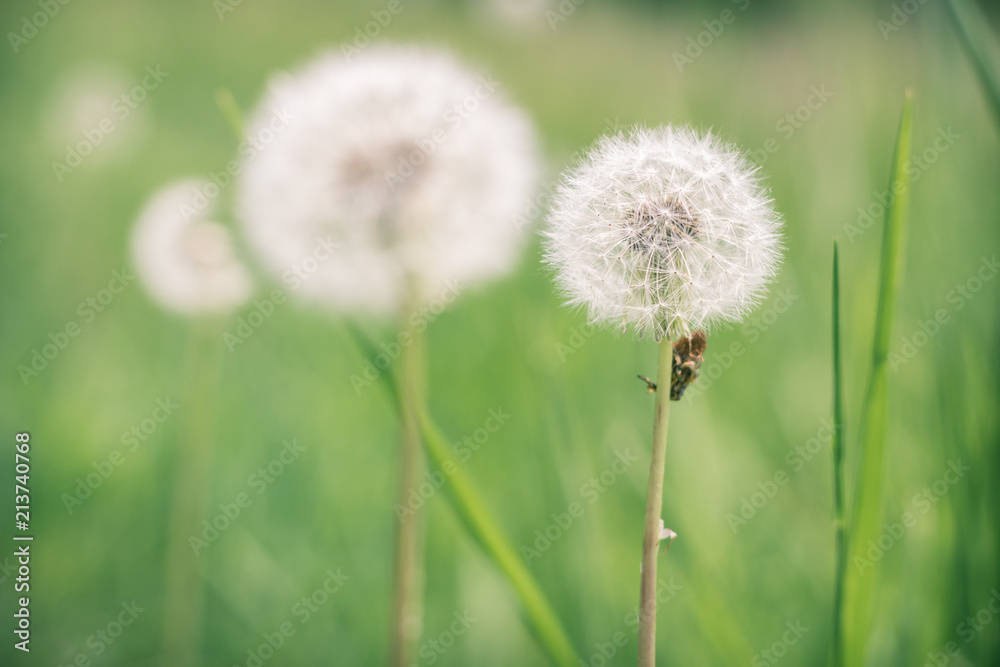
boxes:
[131,180,253,315]
[545,126,783,341]
[237,44,540,318]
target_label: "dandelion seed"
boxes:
[131,180,253,315]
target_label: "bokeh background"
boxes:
[1,0,998,665]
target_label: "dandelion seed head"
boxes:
[544,126,783,340]
[131,180,253,315]
[237,45,540,317]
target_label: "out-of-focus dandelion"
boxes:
[545,125,782,667]
[44,62,151,171]
[236,44,546,667]
[130,179,253,667]
[237,44,539,318]
[131,180,252,315]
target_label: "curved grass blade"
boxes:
[842,90,914,667]
[342,323,580,667]
[945,0,1000,131]
[418,413,580,667]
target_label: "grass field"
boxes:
[1,0,998,665]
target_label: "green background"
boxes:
[1,0,997,665]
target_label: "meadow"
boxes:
[0,0,998,665]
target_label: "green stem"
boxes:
[831,240,846,667]
[637,337,674,667]
[388,316,426,667]
[162,322,222,665]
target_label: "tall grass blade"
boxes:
[842,90,914,667]
[945,0,1000,131]
[831,239,847,667]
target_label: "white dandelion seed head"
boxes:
[544,126,783,341]
[131,180,253,315]
[237,44,540,318]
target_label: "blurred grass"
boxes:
[831,239,846,667]
[842,90,913,667]
[0,0,998,665]
[946,0,1000,131]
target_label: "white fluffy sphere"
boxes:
[545,126,783,341]
[131,180,253,315]
[236,45,540,317]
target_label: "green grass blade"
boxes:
[831,239,847,667]
[418,413,580,667]
[214,87,246,140]
[342,324,579,667]
[945,0,1000,130]
[842,90,914,667]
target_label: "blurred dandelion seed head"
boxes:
[237,44,541,318]
[43,62,150,165]
[544,126,783,341]
[131,180,253,315]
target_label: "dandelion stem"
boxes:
[388,310,426,667]
[831,240,847,667]
[162,322,222,665]
[638,336,674,667]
